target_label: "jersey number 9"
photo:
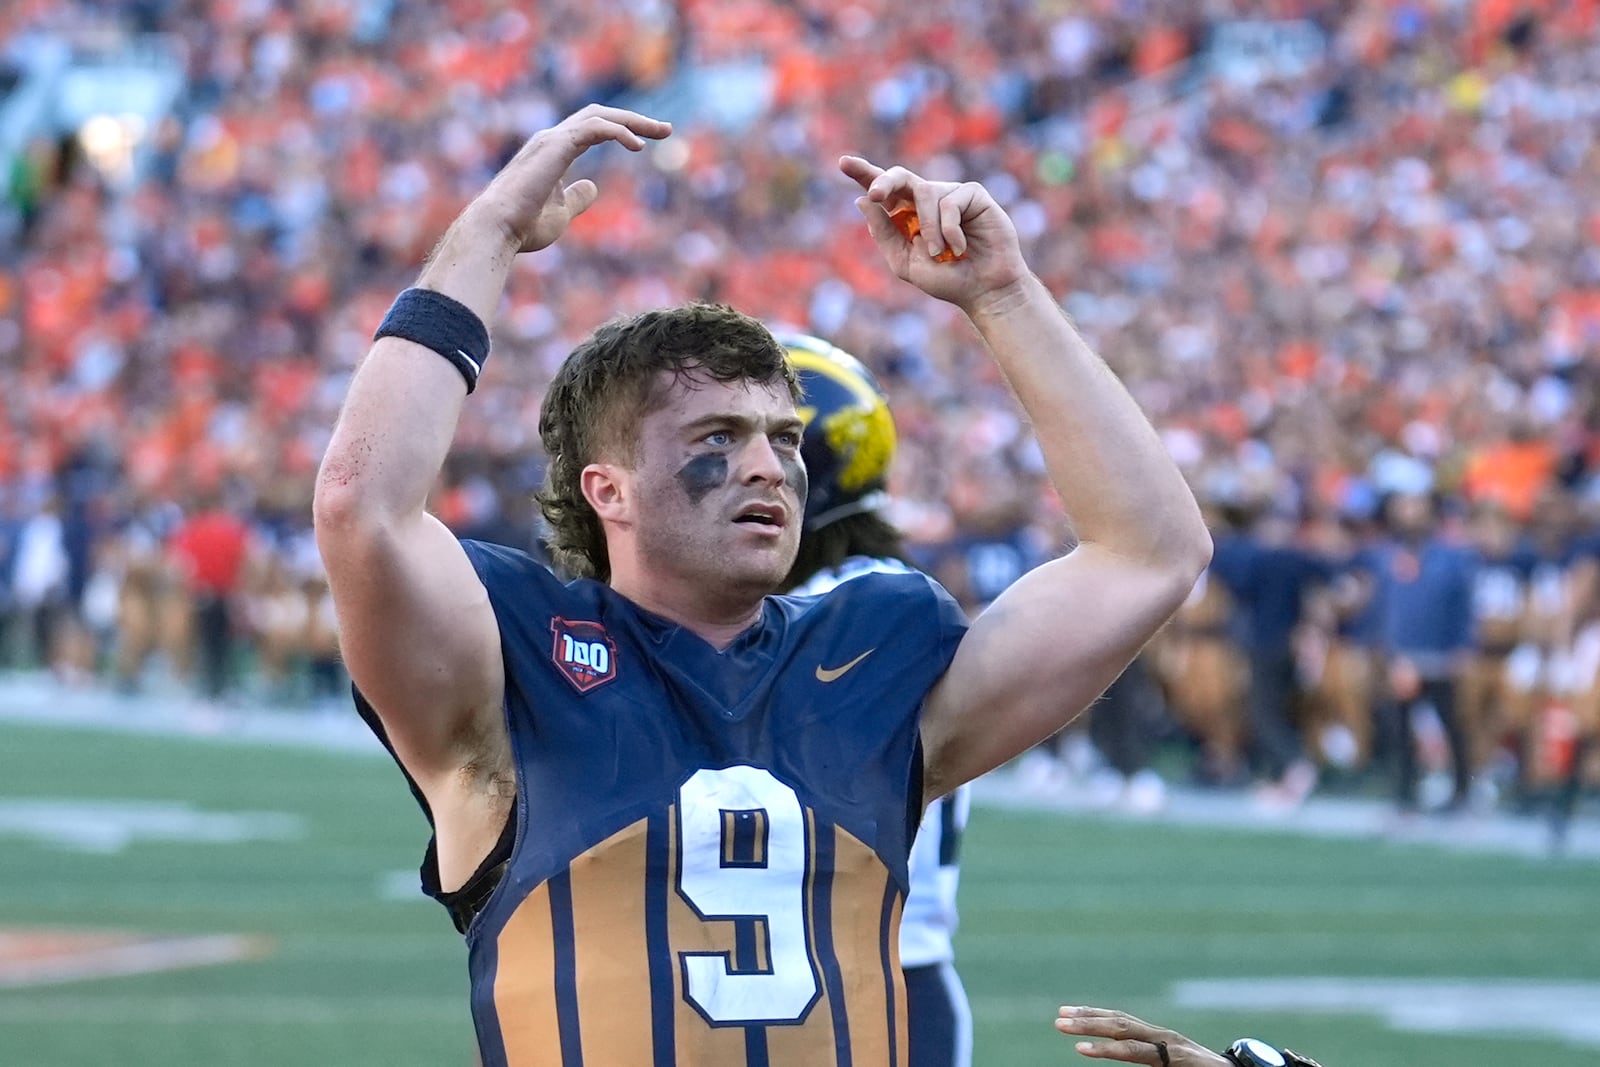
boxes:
[677,766,821,1025]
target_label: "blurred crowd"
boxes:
[3,0,1600,816]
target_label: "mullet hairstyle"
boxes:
[537,304,800,582]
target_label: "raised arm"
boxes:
[314,107,671,787]
[840,157,1212,801]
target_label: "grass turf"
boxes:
[0,720,1592,1065]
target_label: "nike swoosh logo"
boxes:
[815,649,875,683]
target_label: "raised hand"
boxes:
[839,155,1029,313]
[471,105,672,254]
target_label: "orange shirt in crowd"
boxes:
[1463,439,1558,522]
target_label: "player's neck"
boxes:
[609,570,766,650]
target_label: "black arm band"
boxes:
[373,287,491,394]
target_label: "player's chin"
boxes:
[724,535,798,585]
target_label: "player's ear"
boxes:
[582,463,631,525]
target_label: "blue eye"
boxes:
[705,430,732,447]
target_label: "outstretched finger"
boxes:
[564,116,667,155]
[569,104,673,141]
[839,154,885,191]
[1056,1007,1181,1045]
[1066,1037,1166,1066]
[862,164,919,201]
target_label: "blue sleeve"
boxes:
[921,571,970,672]
[459,538,572,650]
[460,538,561,593]
[840,570,969,679]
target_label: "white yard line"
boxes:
[1172,977,1600,1049]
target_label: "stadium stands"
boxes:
[4,0,1600,814]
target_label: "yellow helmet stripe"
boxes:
[786,348,883,411]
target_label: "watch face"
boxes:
[1229,1038,1287,1067]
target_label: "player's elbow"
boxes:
[1176,523,1213,583]
[1167,493,1213,575]
[312,457,398,556]
[313,491,398,600]
[1149,524,1212,614]
[312,466,366,539]
[1118,493,1212,596]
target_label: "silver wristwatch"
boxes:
[1224,1037,1325,1067]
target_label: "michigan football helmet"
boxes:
[776,331,898,531]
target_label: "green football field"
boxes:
[0,717,1594,1066]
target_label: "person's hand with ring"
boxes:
[1056,1006,1232,1066]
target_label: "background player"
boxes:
[779,332,973,1067]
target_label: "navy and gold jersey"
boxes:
[454,540,967,1067]
[789,555,969,971]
